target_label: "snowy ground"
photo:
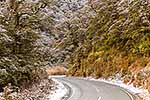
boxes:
[48,76,68,100]
[48,75,150,100]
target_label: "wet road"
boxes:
[55,77,135,100]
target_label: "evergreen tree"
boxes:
[0,0,52,90]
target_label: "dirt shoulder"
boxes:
[0,79,56,100]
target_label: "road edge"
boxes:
[62,82,73,100]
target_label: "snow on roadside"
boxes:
[48,75,150,100]
[86,77,149,100]
[48,77,67,100]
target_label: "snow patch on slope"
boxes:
[48,78,67,100]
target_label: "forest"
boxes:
[0,0,150,100]
[62,0,150,88]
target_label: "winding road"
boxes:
[55,77,136,100]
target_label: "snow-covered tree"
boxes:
[0,0,53,90]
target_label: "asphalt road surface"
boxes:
[55,77,135,100]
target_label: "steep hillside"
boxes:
[64,0,150,90]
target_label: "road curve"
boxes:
[55,77,135,100]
